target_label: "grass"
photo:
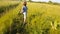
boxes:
[0,1,20,17]
[0,4,19,14]
[0,1,22,34]
[25,2,60,34]
[0,1,20,7]
[0,2,60,34]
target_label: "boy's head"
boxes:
[23,1,27,6]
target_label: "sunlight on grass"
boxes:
[0,2,60,34]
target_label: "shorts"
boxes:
[23,12,27,19]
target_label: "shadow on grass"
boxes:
[0,3,19,18]
[3,13,28,34]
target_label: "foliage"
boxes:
[0,2,60,34]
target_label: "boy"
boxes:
[20,1,28,25]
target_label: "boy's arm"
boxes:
[20,7,23,13]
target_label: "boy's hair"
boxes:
[23,1,27,6]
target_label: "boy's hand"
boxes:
[20,11,23,14]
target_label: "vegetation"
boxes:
[0,1,60,34]
[0,1,21,34]
[0,1,20,17]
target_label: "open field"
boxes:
[0,1,60,34]
[0,1,22,34]
[0,1,20,17]
[26,2,60,34]
[0,1,20,7]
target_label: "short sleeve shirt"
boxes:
[23,6,27,12]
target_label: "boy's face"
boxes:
[23,1,27,5]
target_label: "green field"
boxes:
[0,1,60,34]
[26,2,60,34]
[0,1,21,34]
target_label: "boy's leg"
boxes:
[23,12,27,23]
[24,17,26,23]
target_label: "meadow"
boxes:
[26,2,60,34]
[0,1,21,34]
[0,1,60,34]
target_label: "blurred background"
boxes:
[0,0,60,34]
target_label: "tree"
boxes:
[29,0,31,2]
[49,0,52,3]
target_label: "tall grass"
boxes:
[0,1,22,34]
[4,2,60,34]
[0,2,60,34]
[0,1,20,17]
